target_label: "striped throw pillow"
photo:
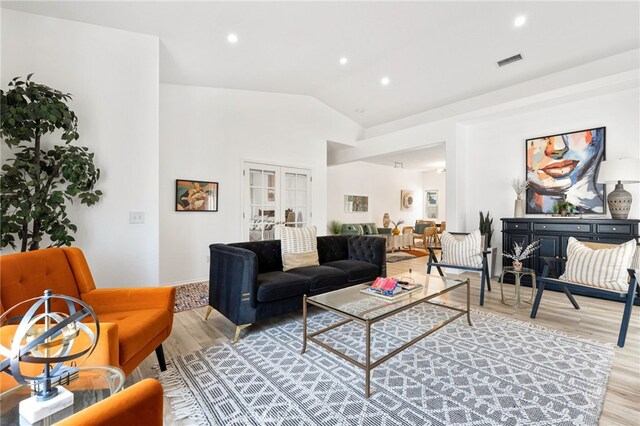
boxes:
[441,230,483,268]
[281,226,319,272]
[560,237,636,292]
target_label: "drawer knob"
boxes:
[577,226,581,230]
[613,227,617,231]
[542,225,546,229]
[515,225,519,228]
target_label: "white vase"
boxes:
[514,199,524,218]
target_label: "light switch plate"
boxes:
[129,211,145,224]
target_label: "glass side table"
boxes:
[1,366,125,426]
[499,267,537,308]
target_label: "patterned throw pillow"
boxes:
[560,237,636,292]
[440,230,482,268]
[281,226,320,272]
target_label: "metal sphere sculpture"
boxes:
[0,289,99,400]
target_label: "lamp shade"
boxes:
[597,158,640,184]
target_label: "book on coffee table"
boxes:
[360,281,423,300]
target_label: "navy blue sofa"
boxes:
[208,235,386,333]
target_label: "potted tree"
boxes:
[1,75,102,251]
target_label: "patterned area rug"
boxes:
[387,249,428,263]
[159,304,613,425]
[174,281,209,313]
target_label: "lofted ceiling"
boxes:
[3,1,639,128]
[361,143,446,172]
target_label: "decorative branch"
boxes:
[502,240,541,261]
[511,178,530,200]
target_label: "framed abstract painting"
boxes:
[344,195,368,212]
[525,127,605,214]
[176,180,218,211]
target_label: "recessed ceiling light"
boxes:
[381,76,390,86]
[514,16,526,27]
[339,57,348,65]
[227,33,238,43]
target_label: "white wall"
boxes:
[465,88,640,255]
[1,10,160,287]
[422,171,446,222]
[327,162,424,230]
[159,84,362,285]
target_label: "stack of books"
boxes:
[360,277,423,300]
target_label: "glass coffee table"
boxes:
[0,366,125,425]
[301,274,471,397]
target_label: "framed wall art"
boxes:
[401,190,414,211]
[176,180,219,211]
[525,127,605,214]
[344,195,368,212]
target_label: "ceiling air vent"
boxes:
[497,54,523,67]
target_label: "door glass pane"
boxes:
[250,188,263,206]
[296,190,306,206]
[296,174,307,189]
[250,170,262,186]
[285,173,296,190]
[265,172,276,188]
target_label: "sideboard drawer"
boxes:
[533,222,591,233]
[596,224,632,235]
[505,222,529,231]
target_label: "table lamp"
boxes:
[597,158,640,219]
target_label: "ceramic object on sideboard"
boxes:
[514,199,524,218]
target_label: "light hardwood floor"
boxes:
[129,254,640,425]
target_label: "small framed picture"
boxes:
[176,180,218,212]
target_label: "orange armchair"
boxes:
[54,378,163,426]
[0,247,175,379]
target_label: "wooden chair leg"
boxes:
[155,345,167,371]
[530,280,546,318]
[561,285,580,309]
[618,279,637,348]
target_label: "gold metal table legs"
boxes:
[301,279,471,398]
[500,270,537,308]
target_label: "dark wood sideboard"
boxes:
[501,218,640,304]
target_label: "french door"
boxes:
[243,162,312,241]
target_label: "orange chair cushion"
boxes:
[54,378,163,426]
[97,309,171,364]
[0,249,81,316]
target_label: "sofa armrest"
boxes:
[347,236,387,277]
[209,244,259,325]
[82,287,176,317]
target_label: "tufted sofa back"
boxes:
[228,235,385,276]
[317,236,349,263]
[230,240,283,274]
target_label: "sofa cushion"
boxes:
[281,226,319,272]
[322,260,379,283]
[362,223,378,235]
[288,265,348,292]
[98,308,171,364]
[560,237,636,292]
[256,271,310,303]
